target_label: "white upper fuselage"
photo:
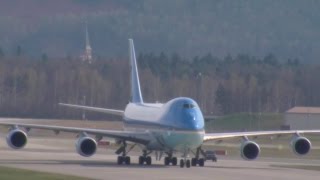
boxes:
[123,97,205,151]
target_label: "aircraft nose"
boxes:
[185,111,202,130]
[187,111,196,120]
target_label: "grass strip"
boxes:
[0,166,89,180]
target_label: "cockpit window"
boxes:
[183,103,195,109]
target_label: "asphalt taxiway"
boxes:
[0,137,319,180]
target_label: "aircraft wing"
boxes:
[59,103,124,117]
[204,130,320,142]
[0,122,149,144]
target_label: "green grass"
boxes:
[0,166,88,180]
[206,113,284,132]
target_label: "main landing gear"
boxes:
[178,157,204,168]
[191,146,205,167]
[139,150,152,165]
[117,156,131,165]
[164,154,178,166]
[191,158,205,167]
[115,142,153,166]
[179,147,206,168]
[114,143,207,168]
[115,141,135,165]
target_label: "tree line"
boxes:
[0,53,317,119]
[1,1,320,62]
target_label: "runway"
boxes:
[0,137,319,180]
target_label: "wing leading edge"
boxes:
[0,122,149,145]
[204,130,320,142]
[59,103,124,117]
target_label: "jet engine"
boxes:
[6,129,27,149]
[76,136,97,157]
[291,136,311,155]
[240,140,260,160]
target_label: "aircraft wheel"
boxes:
[199,158,205,167]
[125,156,131,165]
[180,159,185,168]
[117,156,123,165]
[146,156,152,165]
[191,158,197,166]
[172,157,177,166]
[186,159,191,168]
[164,157,170,165]
[139,156,144,165]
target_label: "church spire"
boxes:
[85,22,90,49]
[81,21,93,63]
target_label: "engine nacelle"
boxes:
[240,140,260,160]
[76,136,97,157]
[291,136,311,156]
[6,129,27,149]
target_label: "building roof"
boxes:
[286,106,320,114]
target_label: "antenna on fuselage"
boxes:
[129,39,144,104]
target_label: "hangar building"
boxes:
[285,106,320,130]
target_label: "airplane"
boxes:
[0,39,319,168]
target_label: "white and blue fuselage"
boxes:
[123,97,205,152]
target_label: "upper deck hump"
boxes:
[124,102,165,122]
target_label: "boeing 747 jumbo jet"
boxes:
[0,39,320,168]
